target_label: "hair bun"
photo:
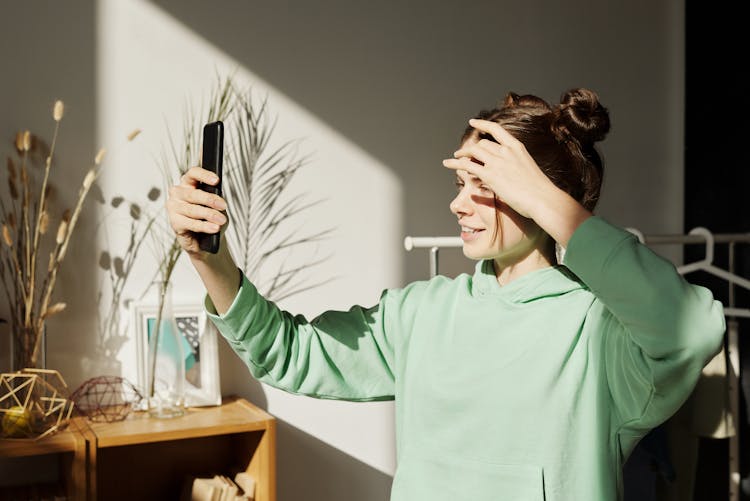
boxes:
[555,88,610,145]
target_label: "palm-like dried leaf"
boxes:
[223,87,333,299]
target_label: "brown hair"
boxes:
[461,88,610,255]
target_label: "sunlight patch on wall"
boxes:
[96,0,400,475]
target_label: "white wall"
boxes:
[1,1,685,500]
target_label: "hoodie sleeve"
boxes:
[205,274,403,401]
[563,216,725,431]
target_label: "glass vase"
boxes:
[147,280,186,418]
[10,323,45,371]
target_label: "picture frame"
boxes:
[133,302,221,407]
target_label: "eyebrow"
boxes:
[455,173,482,184]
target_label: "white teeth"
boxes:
[461,227,479,233]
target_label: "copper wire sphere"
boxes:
[70,376,143,422]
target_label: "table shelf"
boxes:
[1,396,275,501]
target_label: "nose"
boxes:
[449,186,473,217]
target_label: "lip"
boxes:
[458,221,484,231]
[460,228,485,242]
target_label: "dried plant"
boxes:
[155,75,334,304]
[153,76,234,298]
[143,76,234,396]
[0,101,94,368]
[0,101,138,369]
[224,90,336,301]
[145,74,335,395]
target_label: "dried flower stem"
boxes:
[149,238,181,396]
[28,117,61,328]
[1,101,120,369]
[32,165,100,363]
[20,147,32,310]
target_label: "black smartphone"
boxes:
[197,120,224,253]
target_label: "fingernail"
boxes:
[209,223,220,232]
[215,199,227,210]
[210,175,219,184]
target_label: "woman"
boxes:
[167,88,725,500]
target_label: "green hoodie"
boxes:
[207,216,725,500]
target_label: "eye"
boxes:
[454,181,465,191]
[468,176,491,193]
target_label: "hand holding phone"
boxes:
[197,121,224,253]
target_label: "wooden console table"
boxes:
[1,396,275,501]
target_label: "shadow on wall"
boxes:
[148,0,529,283]
[277,420,394,501]
[218,334,268,409]
[148,0,686,279]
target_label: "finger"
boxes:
[171,212,221,234]
[453,149,488,166]
[476,138,505,156]
[442,157,482,176]
[172,199,227,226]
[453,142,499,164]
[173,185,227,211]
[180,166,220,187]
[468,119,520,147]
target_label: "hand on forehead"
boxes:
[468,119,518,146]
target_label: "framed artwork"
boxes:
[133,302,221,407]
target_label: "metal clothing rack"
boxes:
[404,228,750,501]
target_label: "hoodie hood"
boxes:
[471,259,586,303]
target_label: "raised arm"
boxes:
[205,275,404,401]
[166,166,239,313]
[562,217,725,428]
[167,166,401,400]
[444,119,725,430]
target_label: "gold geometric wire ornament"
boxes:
[0,368,74,440]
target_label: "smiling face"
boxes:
[448,138,544,263]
